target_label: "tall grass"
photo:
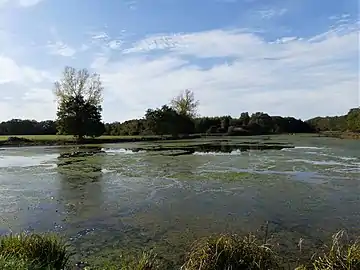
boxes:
[0,231,358,269]
[181,233,280,270]
[298,230,360,270]
[0,233,71,270]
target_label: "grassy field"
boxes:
[0,135,145,142]
[0,134,200,147]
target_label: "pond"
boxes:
[0,135,359,265]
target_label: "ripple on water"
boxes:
[101,148,145,155]
[0,153,58,168]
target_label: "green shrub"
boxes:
[181,234,281,270]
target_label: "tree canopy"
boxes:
[145,105,195,136]
[306,108,360,133]
[170,89,199,118]
[54,66,103,106]
[54,67,105,139]
[347,108,360,132]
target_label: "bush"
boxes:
[181,234,280,270]
[0,233,71,270]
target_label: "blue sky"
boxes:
[0,0,359,122]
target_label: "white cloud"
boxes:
[47,41,76,57]
[0,54,56,121]
[91,32,110,42]
[22,87,54,102]
[93,24,359,122]
[108,40,123,50]
[257,8,287,19]
[18,0,44,7]
[80,44,90,52]
[0,55,53,84]
[0,19,358,122]
[0,0,9,7]
[0,0,44,8]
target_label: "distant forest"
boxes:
[1,107,359,136]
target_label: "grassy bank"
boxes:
[0,134,201,147]
[319,131,360,140]
[0,231,358,270]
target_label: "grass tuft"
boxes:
[0,233,71,270]
[297,230,360,270]
[181,233,280,270]
[94,250,167,270]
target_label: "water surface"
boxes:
[0,135,359,263]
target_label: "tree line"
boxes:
[306,108,360,133]
[0,66,358,138]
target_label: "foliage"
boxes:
[54,67,105,139]
[105,120,146,136]
[306,107,360,133]
[54,66,103,106]
[170,89,199,118]
[306,116,348,132]
[346,107,360,132]
[0,233,71,270]
[0,255,33,270]
[0,119,56,135]
[145,105,194,136]
[102,112,313,137]
[56,94,105,139]
[1,111,314,138]
[182,233,280,270]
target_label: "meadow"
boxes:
[0,135,144,141]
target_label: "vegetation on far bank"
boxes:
[0,231,358,270]
[307,108,360,133]
[0,66,358,141]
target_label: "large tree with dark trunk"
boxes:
[54,66,105,139]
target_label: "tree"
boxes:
[248,112,274,134]
[54,67,105,139]
[347,108,360,132]
[239,112,250,126]
[54,66,103,105]
[145,105,194,136]
[56,95,104,139]
[170,89,199,118]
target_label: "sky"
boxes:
[0,0,359,122]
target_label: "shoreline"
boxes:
[0,135,202,148]
[0,230,358,269]
[318,131,360,140]
[0,131,359,148]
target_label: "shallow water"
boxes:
[0,135,359,263]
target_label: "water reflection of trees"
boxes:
[55,146,105,228]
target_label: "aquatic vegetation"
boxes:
[134,140,295,156]
[181,234,281,270]
[168,171,250,181]
[0,233,71,270]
